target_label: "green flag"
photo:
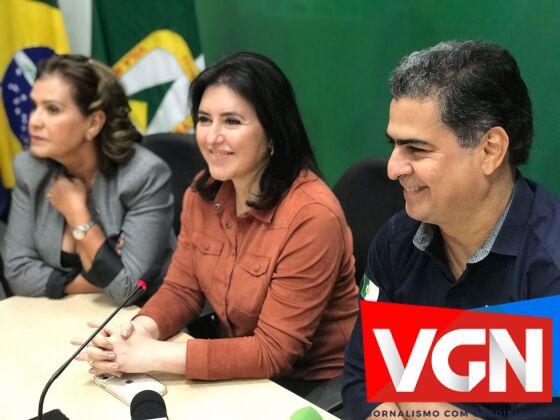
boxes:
[91,0,203,134]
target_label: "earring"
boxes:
[269,143,274,156]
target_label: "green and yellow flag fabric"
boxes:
[0,0,69,189]
[91,0,203,135]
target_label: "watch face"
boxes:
[73,229,86,241]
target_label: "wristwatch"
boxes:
[72,220,96,240]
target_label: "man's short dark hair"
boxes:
[390,40,533,167]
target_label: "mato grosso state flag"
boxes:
[0,0,69,189]
[91,0,204,135]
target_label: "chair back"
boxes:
[333,158,405,284]
[142,133,206,234]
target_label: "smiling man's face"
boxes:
[386,97,487,228]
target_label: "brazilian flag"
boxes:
[0,0,69,190]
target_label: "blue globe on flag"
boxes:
[1,47,55,149]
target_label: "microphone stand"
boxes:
[37,281,146,420]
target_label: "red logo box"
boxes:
[361,301,552,402]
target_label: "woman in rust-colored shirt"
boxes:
[82,52,358,394]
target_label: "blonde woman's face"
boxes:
[28,75,94,162]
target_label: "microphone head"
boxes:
[130,390,167,420]
[290,406,323,420]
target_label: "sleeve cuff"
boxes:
[82,239,124,288]
[45,270,74,299]
[185,339,209,379]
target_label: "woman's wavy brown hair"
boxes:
[36,54,140,173]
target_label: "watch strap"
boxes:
[72,220,96,239]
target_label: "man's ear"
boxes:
[86,110,106,141]
[480,126,509,176]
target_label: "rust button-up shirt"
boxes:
[139,171,358,380]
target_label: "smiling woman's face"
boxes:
[195,84,269,189]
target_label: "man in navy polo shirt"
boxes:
[342,40,560,420]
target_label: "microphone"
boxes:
[290,406,323,420]
[130,390,168,420]
[35,279,148,420]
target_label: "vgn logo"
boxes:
[361,295,560,402]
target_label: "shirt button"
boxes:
[238,221,244,227]
[203,243,209,251]
[214,202,222,212]
[254,264,261,272]
[225,221,232,229]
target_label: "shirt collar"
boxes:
[490,175,534,256]
[413,176,524,261]
[212,170,318,224]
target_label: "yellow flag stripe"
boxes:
[0,0,69,188]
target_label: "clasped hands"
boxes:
[73,319,158,376]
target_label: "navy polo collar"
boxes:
[491,175,534,256]
[413,175,531,260]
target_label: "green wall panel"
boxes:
[195,0,560,193]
